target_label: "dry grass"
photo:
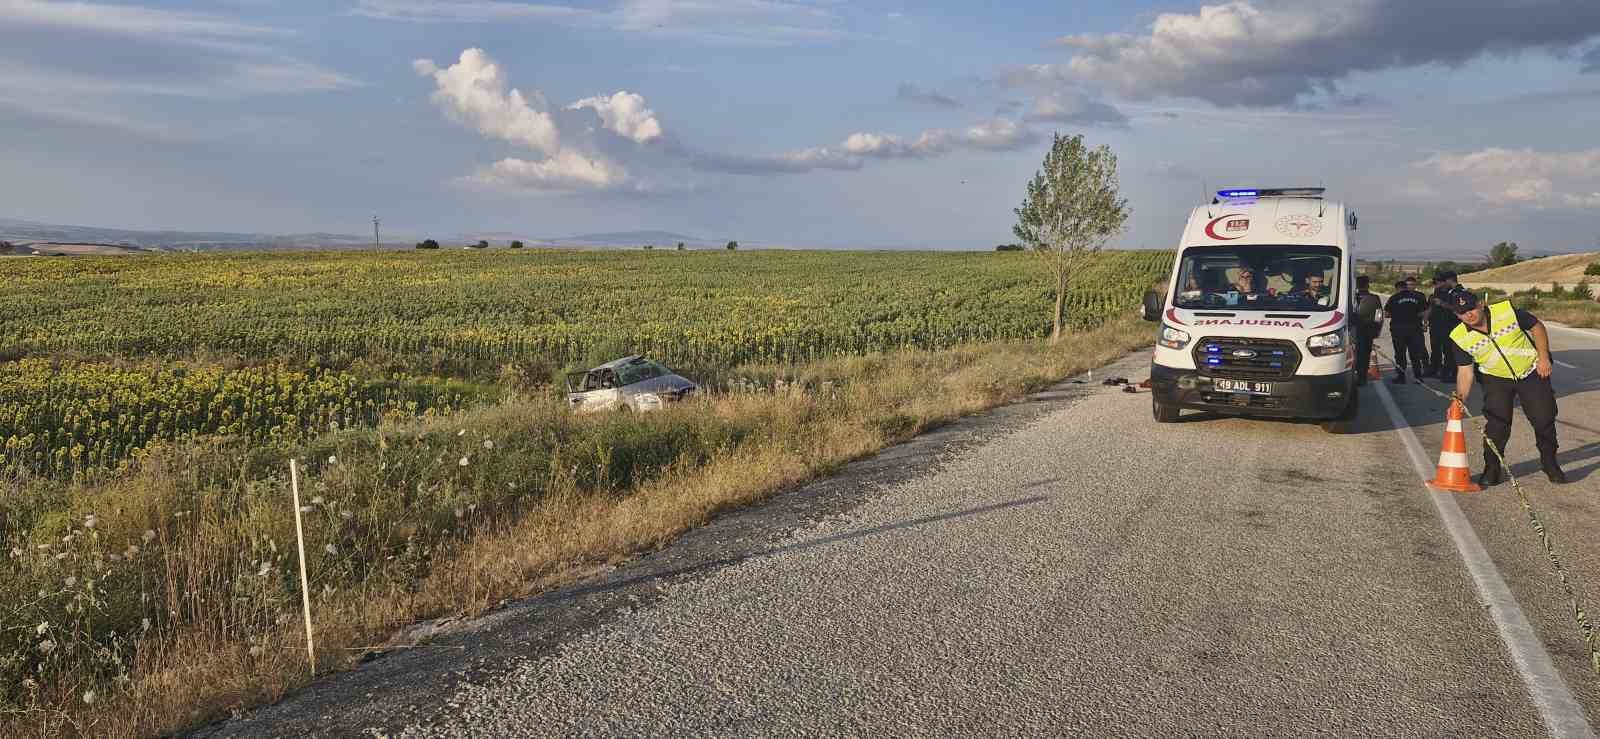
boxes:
[1529,300,1600,329]
[1462,252,1599,284]
[3,316,1154,738]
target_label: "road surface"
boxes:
[199,325,1600,738]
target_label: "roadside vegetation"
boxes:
[0,248,1168,737]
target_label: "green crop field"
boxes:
[0,249,1172,478]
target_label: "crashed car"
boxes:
[565,355,698,413]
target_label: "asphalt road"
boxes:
[201,326,1600,739]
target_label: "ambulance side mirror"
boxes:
[1141,290,1163,322]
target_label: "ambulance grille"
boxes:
[1193,337,1301,379]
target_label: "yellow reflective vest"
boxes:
[1449,301,1538,380]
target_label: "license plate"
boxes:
[1214,379,1272,394]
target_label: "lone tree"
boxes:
[510,240,524,249]
[726,240,739,251]
[475,239,490,249]
[415,239,440,250]
[1012,132,1129,341]
[1488,241,1520,267]
[676,242,686,251]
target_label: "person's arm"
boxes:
[1456,363,1476,404]
[1531,321,1553,378]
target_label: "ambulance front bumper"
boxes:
[1149,364,1353,420]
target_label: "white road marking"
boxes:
[1546,323,1600,342]
[1555,360,1578,370]
[1373,382,1597,739]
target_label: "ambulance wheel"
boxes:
[1153,398,1179,423]
[1319,390,1359,434]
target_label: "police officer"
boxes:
[1354,275,1382,386]
[1427,271,1462,379]
[1445,290,1568,485]
[1383,279,1428,383]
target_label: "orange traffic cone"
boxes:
[1428,400,1482,493]
[1367,361,1381,382]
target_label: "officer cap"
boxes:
[1447,289,1479,315]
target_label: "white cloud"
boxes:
[459,152,629,192]
[567,91,663,143]
[1025,0,1600,107]
[690,118,1039,174]
[1024,93,1128,128]
[1415,147,1600,210]
[414,49,562,155]
[355,0,851,45]
[417,48,667,192]
[0,0,282,37]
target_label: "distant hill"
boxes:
[1459,252,1599,285]
[555,230,704,246]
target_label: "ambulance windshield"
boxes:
[1173,245,1341,312]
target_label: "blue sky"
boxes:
[2,0,1599,254]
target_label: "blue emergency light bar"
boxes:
[1217,187,1325,202]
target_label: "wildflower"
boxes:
[327,455,338,465]
[143,529,157,543]
[83,514,96,529]
[483,439,494,450]
[82,690,96,705]
[37,639,56,654]
[9,547,21,558]
[324,544,337,556]
[35,622,48,636]
[257,562,271,577]
[459,456,470,467]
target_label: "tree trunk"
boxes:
[1051,270,1066,342]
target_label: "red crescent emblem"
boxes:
[1312,311,1344,329]
[1165,307,1184,325]
[1204,214,1246,240]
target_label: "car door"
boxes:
[576,370,622,412]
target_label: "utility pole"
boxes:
[373,216,381,249]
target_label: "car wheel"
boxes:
[1153,398,1179,423]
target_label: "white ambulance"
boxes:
[1140,188,1362,433]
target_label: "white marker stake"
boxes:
[290,459,316,674]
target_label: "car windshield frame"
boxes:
[1172,244,1342,313]
[615,359,671,387]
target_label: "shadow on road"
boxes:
[1507,440,1600,484]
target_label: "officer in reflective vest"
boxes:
[1446,290,1567,485]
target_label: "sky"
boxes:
[1,0,1599,253]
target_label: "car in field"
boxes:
[565,355,698,413]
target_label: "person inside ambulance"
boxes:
[1290,273,1330,306]
[1226,267,1264,305]
[1447,290,1568,485]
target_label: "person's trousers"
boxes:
[1390,328,1426,373]
[1479,373,1560,473]
[1355,333,1375,381]
[1428,323,1455,376]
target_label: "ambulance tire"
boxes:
[1153,397,1179,423]
[1319,388,1359,434]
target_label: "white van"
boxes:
[1140,188,1362,433]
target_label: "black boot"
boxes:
[1476,465,1505,487]
[1393,369,1407,384]
[1542,451,1570,484]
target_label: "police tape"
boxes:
[1373,349,1600,677]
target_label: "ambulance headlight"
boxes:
[1307,329,1345,357]
[1159,325,1191,350]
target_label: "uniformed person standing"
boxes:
[1353,275,1382,386]
[1383,279,1428,383]
[1427,271,1461,380]
[1446,290,1568,485]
